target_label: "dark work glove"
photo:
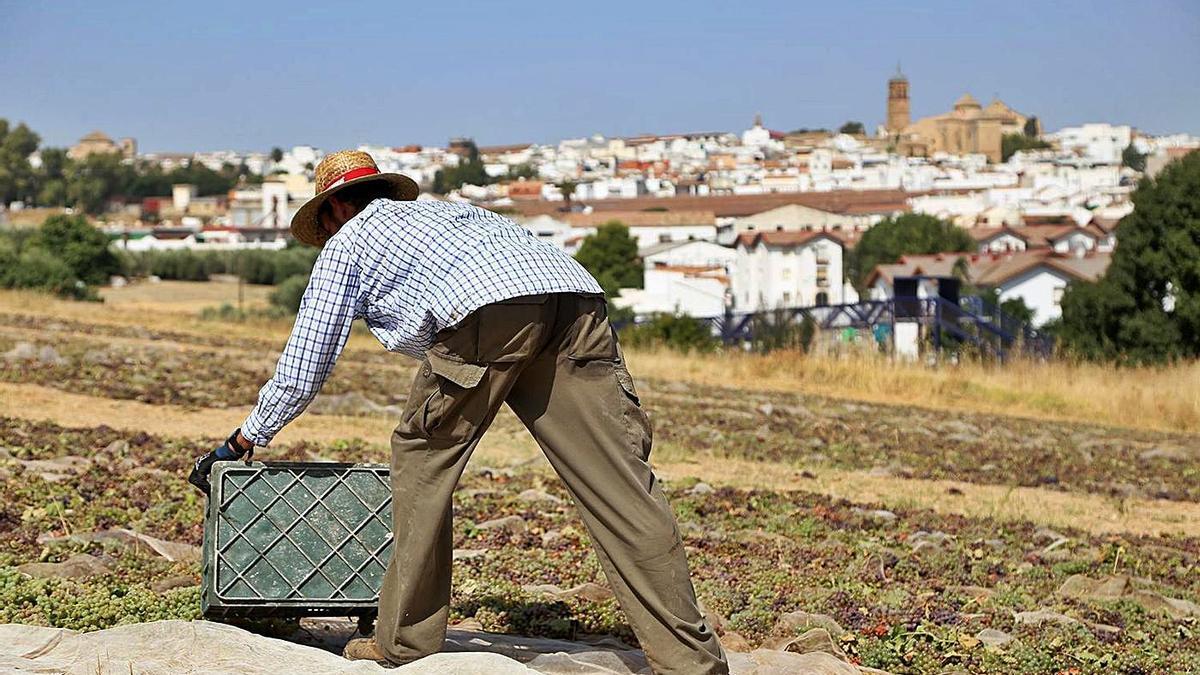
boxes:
[189,429,254,496]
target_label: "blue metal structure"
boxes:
[704,294,1052,360]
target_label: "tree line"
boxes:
[430,139,539,195]
[0,119,261,215]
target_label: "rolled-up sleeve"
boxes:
[242,242,362,446]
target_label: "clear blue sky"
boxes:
[2,0,1197,153]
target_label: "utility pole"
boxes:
[237,248,244,313]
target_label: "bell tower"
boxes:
[886,64,910,134]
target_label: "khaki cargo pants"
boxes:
[375,293,728,674]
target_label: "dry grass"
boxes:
[626,347,1200,434]
[0,286,381,353]
[4,281,1198,433]
[652,454,1200,538]
[102,279,273,314]
[0,382,538,463]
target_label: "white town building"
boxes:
[732,231,854,310]
[1048,124,1133,165]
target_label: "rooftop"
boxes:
[870,249,1111,287]
[508,189,913,219]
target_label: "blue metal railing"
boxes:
[694,295,1052,360]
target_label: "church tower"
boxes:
[886,66,910,134]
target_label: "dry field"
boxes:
[1,281,1199,673]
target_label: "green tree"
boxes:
[65,153,133,214]
[1001,133,1052,162]
[123,161,172,199]
[1057,152,1200,363]
[270,147,284,163]
[170,161,237,196]
[838,121,865,135]
[847,213,975,289]
[506,163,537,180]
[977,287,1035,324]
[557,180,577,203]
[1122,144,1147,172]
[0,120,41,205]
[432,141,492,194]
[34,147,70,206]
[30,214,121,285]
[574,221,642,295]
[1023,116,1040,138]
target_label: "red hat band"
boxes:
[321,166,380,192]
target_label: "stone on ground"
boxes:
[15,553,110,580]
[772,610,846,638]
[1052,574,1200,618]
[523,582,615,603]
[975,628,1014,647]
[476,515,527,533]
[38,528,200,563]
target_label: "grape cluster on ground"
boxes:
[2,415,1199,673]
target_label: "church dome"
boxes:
[81,130,114,143]
[953,93,981,111]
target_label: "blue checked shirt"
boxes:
[242,198,603,446]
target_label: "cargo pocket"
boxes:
[614,358,653,462]
[566,304,618,362]
[411,352,488,443]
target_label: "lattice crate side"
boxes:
[202,462,392,619]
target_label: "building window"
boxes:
[782,292,792,304]
[816,291,829,306]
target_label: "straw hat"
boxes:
[290,150,419,247]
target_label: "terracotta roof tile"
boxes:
[506,189,912,219]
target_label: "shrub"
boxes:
[29,214,121,285]
[120,247,319,285]
[4,248,95,300]
[621,312,718,353]
[270,274,310,314]
[750,310,816,354]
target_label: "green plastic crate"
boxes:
[202,462,392,622]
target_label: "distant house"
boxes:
[610,239,738,317]
[641,240,737,270]
[614,265,730,319]
[515,214,576,252]
[867,250,1111,326]
[563,210,718,248]
[732,203,889,238]
[112,226,287,252]
[969,223,1113,255]
[970,227,1028,253]
[504,180,544,200]
[732,231,854,310]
